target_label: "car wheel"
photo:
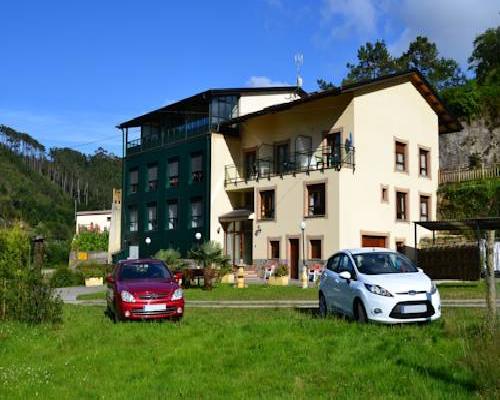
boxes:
[355,300,368,324]
[319,293,327,318]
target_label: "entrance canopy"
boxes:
[218,209,254,223]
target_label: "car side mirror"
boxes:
[339,271,352,281]
[105,275,115,284]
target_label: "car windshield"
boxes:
[352,252,418,275]
[119,262,171,281]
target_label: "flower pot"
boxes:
[85,277,103,287]
[221,273,234,284]
[268,276,289,286]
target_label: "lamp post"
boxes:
[145,236,151,257]
[300,221,308,288]
[195,232,202,248]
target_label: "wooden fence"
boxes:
[439,164,500,184]
[418,245,481,281]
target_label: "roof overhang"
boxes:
[218,209,254,223]
[221,70,462,134]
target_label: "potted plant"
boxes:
[77,263,108,287]
[268,264,289,286]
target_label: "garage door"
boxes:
[361,235,387,248]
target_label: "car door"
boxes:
[321,254,341,311]
[336,254,357,315]
[106,265,118,312]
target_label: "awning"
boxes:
[415,217,500,232]
[218,209,254,223]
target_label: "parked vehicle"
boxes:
[318,248,441,324]
[106,259,184,322]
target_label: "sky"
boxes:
[1,0,498,155]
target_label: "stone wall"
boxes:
[439,118,500,169]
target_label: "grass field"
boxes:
[76,281,499,301]
[0,306,497,399]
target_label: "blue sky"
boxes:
[1,0,498,155]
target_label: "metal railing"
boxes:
[126,117,211,155]
[225,145,355,185]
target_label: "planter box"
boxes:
[221,273,235,284]
[85,277,103,287]
[268,276,289,286]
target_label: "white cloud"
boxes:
[321,0,379,39]
[388,0,499,65]
[246,75,289,87]
[319,0,500,66]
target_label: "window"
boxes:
[269,240,280,259]
[168,158,179,187]
[338,254,355,275]
[419,148,429,177]
[191,153,203,183]
[274,142,290,174]
[146,203,157,231]
[128,206,138,232]
[395,141,407,172]
[310,240,322,259]
[396,191,408,221]
[147,164,158,192]
[210,96,239,126]
[167,200,178,230]
[190,198,203,228]
[326,254,341,272]
[259,190,275,220]
[420,195,430,221]
[307,183,326,216]
[396,240,405,253]
[129,168,138,194]
[381,185,389,203]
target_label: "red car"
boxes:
[106,259,184,322]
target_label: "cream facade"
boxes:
[208,72,459,277]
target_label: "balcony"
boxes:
[225,145,355,186]
[126,117,210,155]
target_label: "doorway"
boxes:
[289,239,299,279]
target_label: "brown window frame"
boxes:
[395,140,408,173]
[269,239,280,260]
[418,147,430,177]
[395,190,409,222]
[306,183,326,217]
[310,239,322,260]
[258,189,275,221]
[419,195,430,222]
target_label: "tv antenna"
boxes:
[294,53,304,88]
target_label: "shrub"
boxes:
[188,241,230,290]
[71,230,109,252]
[45,240,70,267]
[50,267,84,287]
[76,263,111,279]
[154,249,186,272]
[13,271,63,324]
[274,264,289,277]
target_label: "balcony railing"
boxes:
[225,145,355,185]
[126,117,211,155]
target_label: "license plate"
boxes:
[401,305,427,314]
[144,304,166,312]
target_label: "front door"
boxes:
[361,235,387,248]
[289,239,299,279]
[324,132,341,167]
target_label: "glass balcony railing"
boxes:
[225,145,355,185]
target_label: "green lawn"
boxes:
[76,281,499,301]
[0,306,496,399]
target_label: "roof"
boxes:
[222,70,462,134]
[415,217,500,232]
[218,209,254,223]
[117,86,306,129]
[76,210,112,216]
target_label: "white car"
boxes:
[318,248,441,324]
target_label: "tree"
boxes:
[189,241,230,290]
[316,79,337,91]
[469,26,500,84]
[343,40,398,85]
[398,36,465,90]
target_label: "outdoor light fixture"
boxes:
[255,225,262,236]
[300,221,306,231]
[195,232,202,241]
[145,237,151,245]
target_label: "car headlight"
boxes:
[430,283,438,295]
[171,288,183,301]
[364,284,393,297]
[120,290,135,302]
